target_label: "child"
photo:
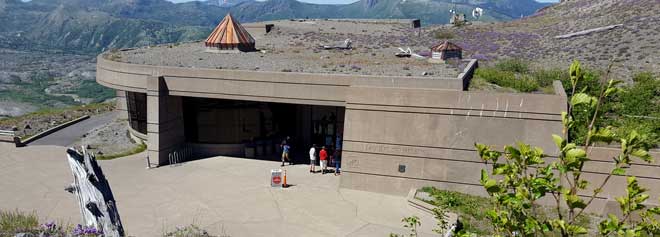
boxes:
[319,146,328,174]
[309,144,316,173]
[281,143,291,166]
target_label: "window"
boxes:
[126,91,147,134]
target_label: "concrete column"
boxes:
[146,76,186,167]
[115,90,128,120]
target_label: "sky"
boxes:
[168,0,560,4]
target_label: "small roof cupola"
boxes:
[205,13,256,52]
[430,41,462,60]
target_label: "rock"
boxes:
[11,126,18,131]
[421,71,428,76]
[24,124,31,130]
[415,191,433,202]
[14,232,35,237]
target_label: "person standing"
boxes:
[319,146,328,174]
[281,143,291,167]
[309,144,316,173]
[334,149,341,176]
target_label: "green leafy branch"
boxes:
[472,60,658,237]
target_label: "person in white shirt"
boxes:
[309,144,316,173]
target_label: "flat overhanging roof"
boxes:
[106,19,464,79]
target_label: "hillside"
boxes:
[0,0,547,53]
[426,0,659,80]
[0,0,211,54]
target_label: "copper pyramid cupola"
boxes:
[205,13,256,52]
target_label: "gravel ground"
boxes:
[113,19,462,79]
[72,117,142,156]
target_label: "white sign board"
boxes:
[271,169,283,187]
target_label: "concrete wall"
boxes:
[459,59,478,90]
[578,147,660,213]
[98,53,660,213]
[340,86,567,196]
[97,55,460,107]
[146,76,186,166]
[115,90,128,120]
[338,84,660,213]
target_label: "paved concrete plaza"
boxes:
[0,143,441,236]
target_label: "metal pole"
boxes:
[146,154,151,169]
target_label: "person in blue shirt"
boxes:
[281,140,292,167]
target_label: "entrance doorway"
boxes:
[182,97,344,164]
[311,106,343,152]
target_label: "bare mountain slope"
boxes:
[432,0,659,79]
[0,0,548,53]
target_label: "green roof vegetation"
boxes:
[470,59,564,93]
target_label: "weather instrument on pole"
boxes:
[472,7,483,20]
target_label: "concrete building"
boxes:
[97,19,659,214]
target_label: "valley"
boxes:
[0,49,103,116]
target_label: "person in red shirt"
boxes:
[319,146,328,174]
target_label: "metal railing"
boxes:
[0,130,15,137]
[168,144,194,166]
[0,130,19,146]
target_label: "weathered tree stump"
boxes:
[65,147,125,237]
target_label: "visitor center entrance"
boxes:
[182,97,345,163]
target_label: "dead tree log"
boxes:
[65,147,125,237]
[554,24,623,39]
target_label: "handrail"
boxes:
[0,130,16,136]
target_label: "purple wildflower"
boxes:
[72,224,103,236]
[72,224,84,236]
[41,221,56,230]
[472,54,489,61]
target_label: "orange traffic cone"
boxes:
[283,169,288,188]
